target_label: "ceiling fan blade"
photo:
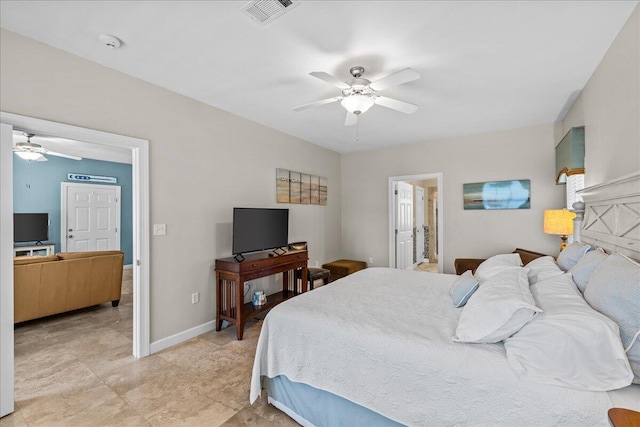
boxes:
[46,151,83,161]
[293,96,343,112]
[374,96,419,114]
[369,68,420,91]
[35,154,48,162]
[309,72,351,90]
[344,112,358,127]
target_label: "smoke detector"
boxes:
[98,34,122,49]
[241,0,299,25]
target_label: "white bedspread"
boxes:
[250,268,633,426]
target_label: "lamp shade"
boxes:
[555,126,585,184]
[543,209,576,236]
[341,95,375,115]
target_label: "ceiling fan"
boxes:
[294,66,420,126]
[13,133,82,162]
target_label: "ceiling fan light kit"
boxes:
[294,66,420,126]
[15,150,44,161]
[13,133,83,162]
[341,94,375,115]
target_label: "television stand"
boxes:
[14,243,55,257]
[215,249,308,340]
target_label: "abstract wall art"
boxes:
[463,179,530,210]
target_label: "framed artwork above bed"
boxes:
[463,179,531,210]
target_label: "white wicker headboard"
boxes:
[573,171,640,261]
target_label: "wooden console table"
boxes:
[215,249,308,340]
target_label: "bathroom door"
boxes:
[415,186,425,265]
[395,181,414,270]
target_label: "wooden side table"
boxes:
[608,408,640,427]
[215,250,308,340]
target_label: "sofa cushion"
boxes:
[14,255,59,265]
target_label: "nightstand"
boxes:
[608,408,640,427]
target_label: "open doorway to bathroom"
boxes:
[388,173,443,273]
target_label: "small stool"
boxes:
[322,259,367,282]
[307,267,330,290]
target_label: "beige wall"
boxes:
[342,6,639,274]
[0,30,342,342]
[341,124,565,273]
[562,6,640,186]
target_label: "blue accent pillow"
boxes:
[556,242,591,271]
[450,270,480,307]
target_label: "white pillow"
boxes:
[453,268,540,344]
[525,256,563,285]
[474,253,523,282]
[556,242,591,271]
[568,248,607,293]
[450,270,480,308]
[504,273,633,391]
[584,253,640,384]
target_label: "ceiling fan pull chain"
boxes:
[356,119,359,142]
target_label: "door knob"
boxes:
[68,235,73,238]
[68,228,73,232]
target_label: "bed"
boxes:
[250,171,640,426]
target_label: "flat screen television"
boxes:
[232,208,289,256]
[14,213,49,243]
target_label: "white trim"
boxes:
[149,321,216,354]
[1,112,150,358]
[388,173,444,273]
[0,123,15,417]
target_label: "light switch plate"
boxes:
[153,224,167,236]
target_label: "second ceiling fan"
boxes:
[294,66,420,126]
[13,133,82,162]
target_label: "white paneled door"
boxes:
[415,186,425,266]
[62,183,121,252]
[395,181,414,269]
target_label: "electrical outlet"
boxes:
[191,292,200,304]
[369,257,374,265]
[153,224,167,236]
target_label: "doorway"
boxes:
[388,173,443,273]
[0,112,150,416]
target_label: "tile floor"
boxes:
[1,270,297,427]
[414,262,439,273]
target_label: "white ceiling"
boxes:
[1,1,637,153]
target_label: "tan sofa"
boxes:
[14,250,124,323]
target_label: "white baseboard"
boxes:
[149,320,216,354]
[124,264,133,270]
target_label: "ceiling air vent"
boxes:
[241,0,300,25]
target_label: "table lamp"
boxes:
[544,209,576,251]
